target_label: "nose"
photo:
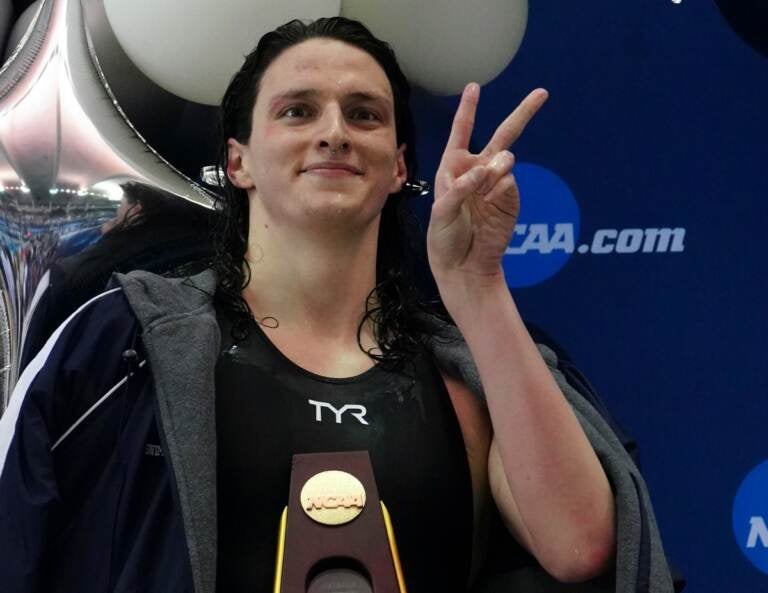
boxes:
[317,104,350,154]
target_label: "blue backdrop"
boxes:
[409,1,768,591]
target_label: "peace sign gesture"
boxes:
[427,83,548,295]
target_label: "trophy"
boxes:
[274,451,407,593]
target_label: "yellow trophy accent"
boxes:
[381,502,408,593]
[272,507,288,593]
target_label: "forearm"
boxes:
[440,274,615,580]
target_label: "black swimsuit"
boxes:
[215,315,474,593]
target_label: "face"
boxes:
[227,38,407,233]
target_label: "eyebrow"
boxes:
[268,88,391,110]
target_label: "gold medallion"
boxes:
[300,470,367,526]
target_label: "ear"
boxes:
[389,143,408,194]
[227,138,255,189]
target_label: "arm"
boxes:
[451,284,615,582]
[428,84,615,582]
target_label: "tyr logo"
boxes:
[308,399,369,425]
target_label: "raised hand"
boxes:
[427,83,548,292]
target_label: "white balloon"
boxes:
[342,0,528,95]
[103,0,342,106]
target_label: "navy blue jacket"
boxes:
[0,285,194,592]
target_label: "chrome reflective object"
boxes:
[0,0,215,411]
[402,179,431,197]
[200,165,223,188]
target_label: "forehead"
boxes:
[256,38,394,106]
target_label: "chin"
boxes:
[301,194,383,230]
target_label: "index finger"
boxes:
[482,88,549,156]
[445,83,481,152]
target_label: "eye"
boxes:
[349,108,381,122]
[280,104,312,119]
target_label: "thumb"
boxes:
[433,165,488,222]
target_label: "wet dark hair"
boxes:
[107,183,211,234]
[214,16,437,368]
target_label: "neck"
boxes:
[241,205,381,344]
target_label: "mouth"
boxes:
[301,162,363,176]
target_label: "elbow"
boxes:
[542,525,616,583]
[549,541,614,583]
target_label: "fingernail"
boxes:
[490,151,514,169]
